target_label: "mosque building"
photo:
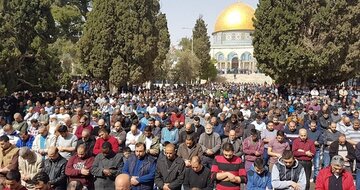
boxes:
[211,2,257,74]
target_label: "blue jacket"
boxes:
[16,135,34,149]
[213,123,224,137]
[247,165,272,190]
[123,154,156,190]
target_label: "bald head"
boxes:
[299,128,307,141]
[229,130,236,140]
[115,174,130,190]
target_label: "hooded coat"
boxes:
[247,165,272,190]
[271,158,306,190]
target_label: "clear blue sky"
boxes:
[160,0,259,45]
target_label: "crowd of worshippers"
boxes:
[0,83,359,190]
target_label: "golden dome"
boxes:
[214,2,255,33]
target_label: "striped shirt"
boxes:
[345,128,360,144]
[211,155,247,190]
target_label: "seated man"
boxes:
[32,125,56,158]
[56,125,78,160]
[137,126,160,157]
[16,130,35,149]
[183,156,213,190]
[91,142,123,190]
[0,135,19,185]
[42,147,68,190]
[18,147,43,189]
[93,128,119,155]
[122,142,156,190]
[3,170,27,190]
[32,172,53,190]
[65,144,95,189]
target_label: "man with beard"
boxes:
[323,122,342,167]
[42,147,68,190]
[307,120,324,182]
[179,123,195,144]
[191,117,204,142]
[94,128,119,155]
[211,142,247,190]
[177,135,203,168]
[74,116,93,139]
[3,170,27,190]
[284,121,300,146]
[224,114,244,139]
[344,119,360,145]
[155,143,185,190]
[211,116,224,138]
[318,111,332,131]
[329,134,355,172]
[243,129,264,171]
[137,126,160,157]
[91,142,123,190]
[221,130,243,157]
[65,144,95,189]
[122,142,157,190]
[271,150,306,190]
[330,107,341,123]
[18,147,43,189]
[76,129,96,156]
[110,121,126,152]
[272,116,285,131]
[267,131,290,171]
[198,123,221,168]
[183,156,213,190]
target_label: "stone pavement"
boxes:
[219,73,274,84]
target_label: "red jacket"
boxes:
[315,166,355,190]
[170,113,185,126]
[292,138,316,161]
[74,124,93,139]
[93,136,119,155]
[65,154,95,188]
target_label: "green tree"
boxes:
[153,13,171,82]
[0,0,62,94]
[253,0,360,84]
[179,37,192,52]
[79,0,167,86]
[193,16,213,80]
[171,50,200,84]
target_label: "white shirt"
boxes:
[125,130,142,151]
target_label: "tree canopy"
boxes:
[0,0,62,93]
[193,16,217,81]
[253,0,360,85]
[79,0,169,87]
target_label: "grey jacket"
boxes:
[221,137,243,157]
[271,158,306,190]
[154,156,185,190]
[90,152,123,190]
[198,132,221,155]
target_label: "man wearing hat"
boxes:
[315,155,355,190]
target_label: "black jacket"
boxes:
[154,156,185,190]
[329,140,355,161]
[42,155,68,190]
